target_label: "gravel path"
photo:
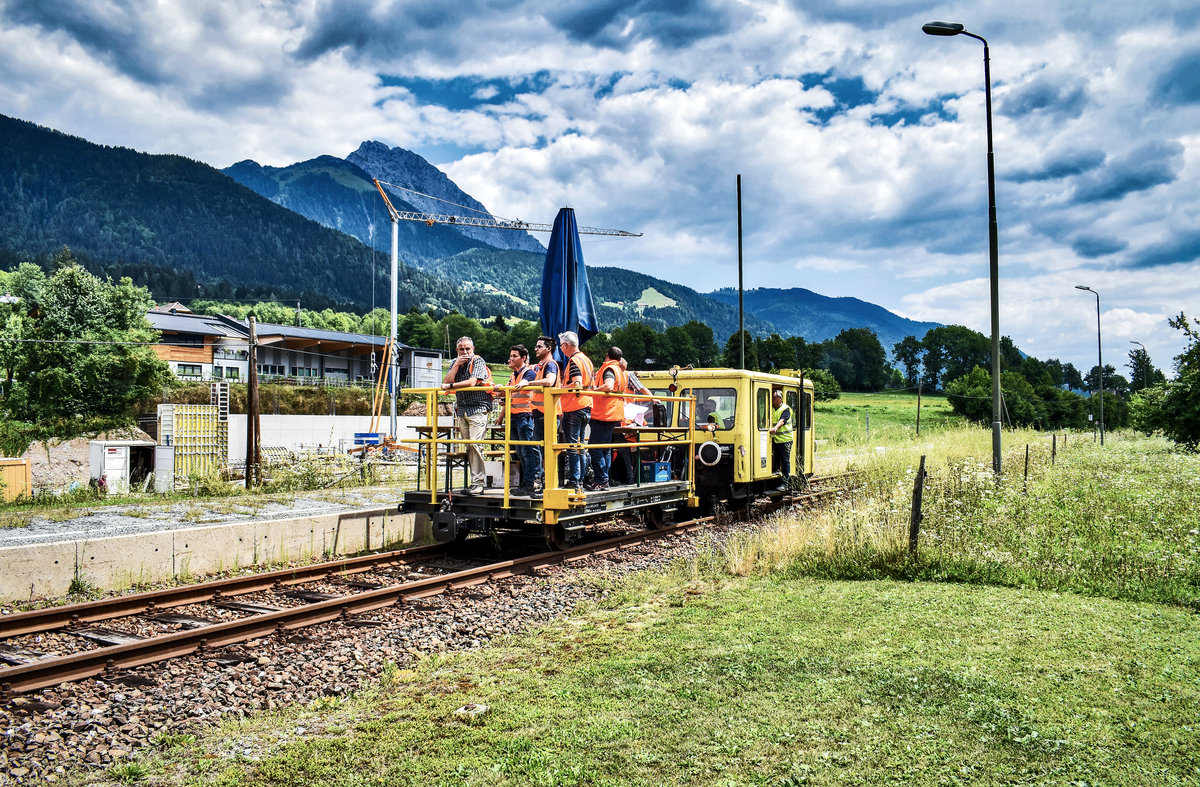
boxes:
[0,518,756,784]
[0,487,402,549]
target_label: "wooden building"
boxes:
[148,305,443,388]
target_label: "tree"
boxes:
[756,333,794,372]
[612,322,661,369]
[721,330,758,371]
[1084,364,1130,398]
[1132,313,1200,448]
[827,328,887,391]
[398,309,438,348]
[2,256,171,423]
[661,326,700,367]
[679,321,719,366]
[923,325,990,387]
[803,368,841,401]
[944,366,1047,428]
[893,336,923,386]
[1126,347,1165,393]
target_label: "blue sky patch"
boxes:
[379,71,556,112]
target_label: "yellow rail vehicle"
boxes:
[399,369,814,548]
[637,369,815,509]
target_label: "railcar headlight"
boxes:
[697,440,722,467]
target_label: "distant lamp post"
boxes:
[1075,285,1104,445]
[923,20,1002,476]
[1130,340,1146,392]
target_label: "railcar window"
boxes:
[649,389,674,425]
[787,390,800,428]
[679,387,736,430]
[756,388,770,429]
[802,392,813,431]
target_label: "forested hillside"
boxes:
[0,114,520,318]
[424,249,777,338]
[708,287,940,350]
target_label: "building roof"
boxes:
[147,310,247,338]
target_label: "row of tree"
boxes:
[3,257,1196,451]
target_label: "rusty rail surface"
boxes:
[0,541,452,640]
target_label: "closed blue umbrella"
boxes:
[540,207,598,362]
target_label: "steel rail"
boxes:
[0,517,710,697]
[0,541,452,639]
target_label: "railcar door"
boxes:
[753,384,773,479]
[786,388,801,479]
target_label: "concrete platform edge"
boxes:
[0,508,429,603]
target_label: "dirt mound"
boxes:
[401,400,454,417]
[21,427,155,492]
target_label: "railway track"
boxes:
[0,472,856,699]
[0,518,711,697]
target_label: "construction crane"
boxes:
[372,179,642,237]
[371,178,641,438]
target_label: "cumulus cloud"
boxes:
[1071,140,1184,204]
[1,0,1198,370]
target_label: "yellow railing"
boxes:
[406,386,697,517]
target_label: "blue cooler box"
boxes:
[641,461,671,482]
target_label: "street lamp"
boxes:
[1075,285,1104,445]
[923,20,1002,476]
[1130,340,1146,392]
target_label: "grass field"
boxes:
[92,421,1200,786]
[815,390,960,448]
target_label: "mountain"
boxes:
[347,141,544,254]
[223,155,491,263]
[0,113,528,318]
[708,287,941,350]
[424,248,777,340]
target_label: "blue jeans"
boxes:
[588,419,617,485]
[562,407,591,486]
[511,412,538,488]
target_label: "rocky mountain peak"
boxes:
[347,141,544,254]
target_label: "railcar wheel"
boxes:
[643,504,671,530]
[543,523,570,551]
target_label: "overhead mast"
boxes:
[371,179,640,439]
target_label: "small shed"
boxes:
[0,458,31,502]
[89,440,157,494]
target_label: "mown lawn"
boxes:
[816,390,959,449]
[115,577,1199,786]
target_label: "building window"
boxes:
[163,334,203,347]
[224,368,240,380]
[176,364,202,378]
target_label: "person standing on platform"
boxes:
[586,347,626,491]
[441,336,492,495]
[514,335,559,494]
[504,344,538,496]
[557,331,594,491]
[768,389,794,489]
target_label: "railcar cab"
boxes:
[637,369,815,508]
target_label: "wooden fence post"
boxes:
[1051,433,1057,465]
[1024,444,1030,495]
[908,455,927,558]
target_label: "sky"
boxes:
[2,0,1198,378]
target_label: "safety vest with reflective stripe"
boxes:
[507,365,535,415]
[532,359,561,415]
[771,403,794,444]
[590,360,626,422]
[560,351,595,413]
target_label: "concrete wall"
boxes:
[0,508,429,602]
[226,414,452,463]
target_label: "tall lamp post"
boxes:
[923,20,1002,475]
[1075,284,1104,445]
[1130,340,1146,392]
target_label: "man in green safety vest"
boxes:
[768,389,793,489]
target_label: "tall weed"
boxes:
[696,427,1200,609]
